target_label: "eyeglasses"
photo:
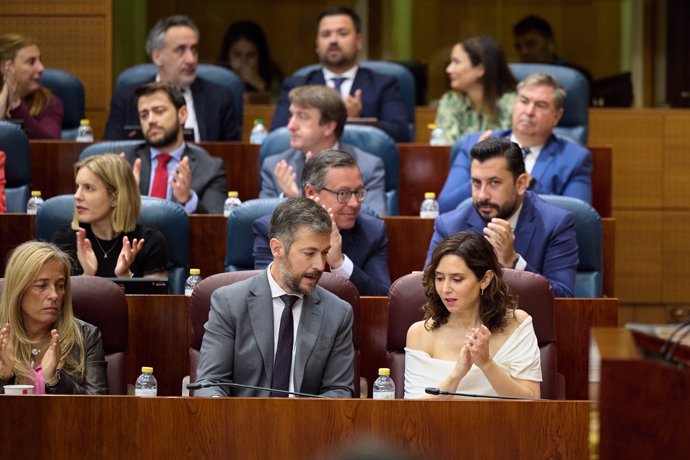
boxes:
[321,187,368,203]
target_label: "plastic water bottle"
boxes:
[420,192,440,219]
[428,123,446,146]
[372,368,395,400]
[76,119,94,142]
[185,268,202,296]
[134,366,158,396]
[223,191,242,217]
[249,119,268,145]
[26,191,44,215]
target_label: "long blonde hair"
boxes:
[0,33,54,117]
[0,241,85,384]
[72,154,141,233]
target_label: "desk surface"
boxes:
[0,396,589,459]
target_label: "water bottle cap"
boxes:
[427,123,437,130]
[254,119,264,125]
[189,268,201,275]
[80,119,90,125]
[228,191,239,197]
[141,366,153,373]
[378,368,390,375]
[424,192,436,199]
[31,190,42,197]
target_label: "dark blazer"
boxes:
[259,142,387,215]
[426,191,578,297]
[0,319,108,395]
[121,142,228,214]
[270,67,409,142]
[253,213,391,296]
[104,76,241,141]
[194,271,355,397]
[438,130,593,213]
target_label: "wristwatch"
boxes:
[45,369,62,393]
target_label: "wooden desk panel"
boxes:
[127,295,189,396]
[555,298,619,400]
[0,214,35,275]
[397,143,451,216]
[380,216,434,280]
[0,396,589,459]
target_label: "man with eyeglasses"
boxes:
[254,149,391,296]
[260,84,387,216]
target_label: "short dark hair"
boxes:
[146,15,199,58]
[317,7,361,33]
[422,232,517,331]
[134,81,186,109]
[513,15,554,38]
[289,85,347,139]
[470,137,525,180]
[301,149,359,192]
[269,198,332,251]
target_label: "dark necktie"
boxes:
[272,294,299,397]
[332,77,346,94]
[150,154,171,199]
[522,147,531,159]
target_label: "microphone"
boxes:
[660,314,690,360]
[424,387,536,400]
[186,381,328,398]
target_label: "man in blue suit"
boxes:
[438,73,592,213]
[104,15,240,142]
[260,85,386,215]
[270,7,409,142]
[426,137,578,297]
[255,149,391,296]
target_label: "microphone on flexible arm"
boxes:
[186,380,330,398]
[424,387,537,400]
[659,313,690,361]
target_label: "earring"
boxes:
[480,287,484,296]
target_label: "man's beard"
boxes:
[473,198,518,222]
[279,258,323,295]
[146,124,180,149]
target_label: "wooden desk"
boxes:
[0,396,589,459]
[593,328,690,459]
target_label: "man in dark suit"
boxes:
[120,82,227,214]
[260,84,386,215]
[104,15,240,141]
[255,150,391,296]
[427,137,578,297]
[195,198,355,397]
[270,7,409,142]
[438,73,593,213]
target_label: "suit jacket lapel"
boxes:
[530,136,557,186]
[137,146,153,195]
[247,275,276,383]
[293,289,323,392]
[190,80,208,140]
[513,193,537,255]
[351,68,371,97]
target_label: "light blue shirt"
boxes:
[149,142,199,214]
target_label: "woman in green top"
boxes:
[435,36,517,144]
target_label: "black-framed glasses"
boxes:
[321,187,368,203]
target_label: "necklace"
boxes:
[30,338,51,367]
[93,235,119,259]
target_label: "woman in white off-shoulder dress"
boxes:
[404,232,541,399]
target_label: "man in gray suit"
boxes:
[195,198,355,397]
[121,81,227,214]
[259,85,387,215]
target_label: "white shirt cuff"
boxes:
[514,254,527,271]
[329,254,354,278]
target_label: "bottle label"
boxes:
[420,211,439,219]
[185,288,193,297]
[373,391,395,400]
[134,388,157,397]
